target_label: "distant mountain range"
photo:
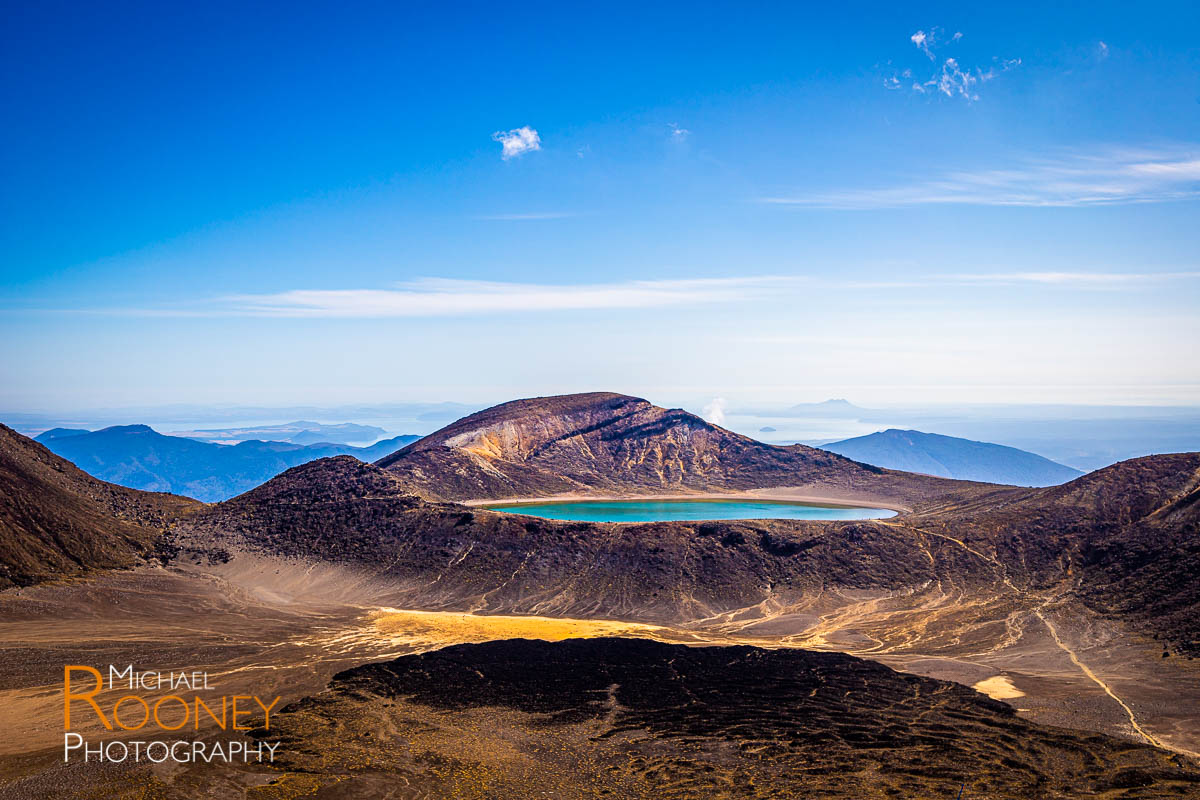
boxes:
[34,424,420,502]
[733,400,1200,472]
[2,402,482,440]
[169,420,387,445]
[0,423,198,587]
[820,429,1083,486]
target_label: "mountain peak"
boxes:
[373,391,966,503]
[394,392,654,459]
[97,423,156,434]
[788,398,864,414]
[225,454,418,506]
[33,427,90,442]
[822,428,1083,487]
[34,424,421,502]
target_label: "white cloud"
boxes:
[933,57,977,100]
[892,28,1017,102]
[65,271,1200,320]
[1098,41,1109,59]
[975,58,1022,84]
[943,271,1200,285]
[759,146,1200,208]
[222,277,798,318]
[492,126,541,160]
[926,56,1019,99]
[911,30,934,59]
[1125,158,1200,179]
[669,122,690,139]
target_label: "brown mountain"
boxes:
[4,400,1195,787]
[376,392,969,504]
[167,447,1200,768]
[175,448,1200,655]
[910,452,1200,654]
[6,403,1199,795]
[0,422,198,588]
[173,455,963,620]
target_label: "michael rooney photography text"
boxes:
[62,666,281,765]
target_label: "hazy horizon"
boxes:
[8,392,1199,474]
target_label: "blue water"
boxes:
[484,499,897,523]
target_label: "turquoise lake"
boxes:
[484,499,898,523]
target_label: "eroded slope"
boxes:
[0,423,198,588]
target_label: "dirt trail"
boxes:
[1035,609,1200,757]
[878,519,1196,757]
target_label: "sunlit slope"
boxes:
[377,392,974,504]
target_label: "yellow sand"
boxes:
[370,608,668,647]
[973,675,1025,700]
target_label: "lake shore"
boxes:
[463,486,913,514]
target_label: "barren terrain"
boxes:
[3,397,1199,798]
[2,554,1198,798]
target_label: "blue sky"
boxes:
[3,1,1199,411]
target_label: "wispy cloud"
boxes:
[222,277,793,318]
[888,28,1019,101]
[52,272,1200,320]
[943,271,1200,285]
[669,122,691,140]
[223,272,1200,319]
[910,29,935,60]
[492,126,541,160]
[760,146,1200,208]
